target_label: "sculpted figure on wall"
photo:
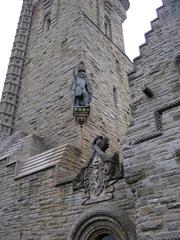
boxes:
[72,61,93,107]
[73,136,123,204]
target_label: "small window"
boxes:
[44,13,51,32]
[113,86,118,107]
[104,16,112,39]
[175,55,180,73]
[46,17,51,31]
[9,96,13,101]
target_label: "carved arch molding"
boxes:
[68,205,137,240]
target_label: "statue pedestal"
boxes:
[73,106,90,126]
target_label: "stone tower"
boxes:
[0,0,180,240]
[0,0,132,158]
[0,0,33,138]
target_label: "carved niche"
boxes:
[73,136,123,205]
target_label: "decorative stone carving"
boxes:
[73,136,123,204]
[129,98,180,145]
[72,61,93,126]
[73,106,90,126]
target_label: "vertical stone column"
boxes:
[0,0,34,139]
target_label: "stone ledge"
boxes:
[55,175,75,187]
[15,144,81,183]
[3,133,47,166]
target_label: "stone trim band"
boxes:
[130,98,180,145]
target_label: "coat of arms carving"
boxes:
[73,136,123,205]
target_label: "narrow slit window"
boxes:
[175,55,180,74]
[104,16,112,40]
[46,17,51,31]
[113,86,118,107]
[44,13,51,32]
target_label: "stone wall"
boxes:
[0,1,134,237]
[123,0,180,239]
[1,0,180,240]
[79,0,128,51]
[79,13,132,161]
[14,0,132,160]
[14,0,84,149]
[0,155,135,240]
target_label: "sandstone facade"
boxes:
[0,0,179,239]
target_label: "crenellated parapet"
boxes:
[0,0,34,139]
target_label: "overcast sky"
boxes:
[0,0,162,96]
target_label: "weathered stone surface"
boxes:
[0,0,180,239]
[140,220,163,232]
[13,0,132,159]
[0,1,134,239]
[123,0,180,239]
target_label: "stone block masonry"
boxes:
[14,0,133,163]
[0,0,180,239]
[14,0,85,149]
[0,155,135,240]
[0,0,34,138]
[0,0,136,238]
[123,0,180,239]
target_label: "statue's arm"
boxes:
[94,145,106,157]
[85,77,93,94]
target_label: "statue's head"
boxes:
[93,136,103,147]
[78,71,86,78]
[77,61,86,73]
[92,136,109,152]
[101,137,109,152]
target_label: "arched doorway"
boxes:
[68,205,137,240]
[95,234,116,240]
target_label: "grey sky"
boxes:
[0,0,162,96]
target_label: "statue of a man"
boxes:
[72,62,92,107]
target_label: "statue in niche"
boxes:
[72,61,92,107]
[73,136,123,204]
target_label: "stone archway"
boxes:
[95,234,116,240]
[68,205,137,240]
